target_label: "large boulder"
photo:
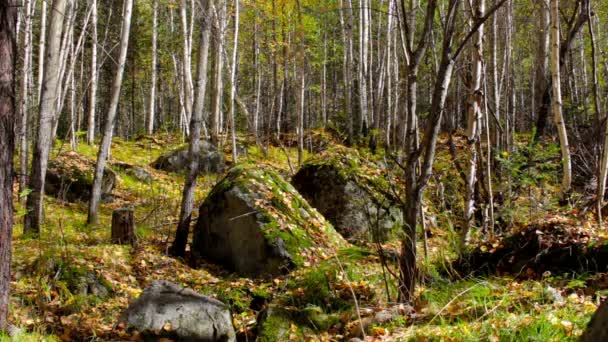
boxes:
[581,300,608,342]
[121,280,236,342]
[45,151,117,202]
[150,141,225,174]
[291,147,402,242]
[193,164,347,277]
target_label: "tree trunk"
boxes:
[590,11,606,226]
[228,0,239,163]
[86,0,97,144]
[534,0,589,140]
[550,0,572,201]
[180,0,194,130]
[171,0,212,257]
[148,0,157,134]
[0,0,16,330]
[462,0,485,246]
[37,0,47,101]
[24,0,68,236]
[210,0,225,145]
[19,0,33,198]
[87,0,133,224]
[111,208,136,245]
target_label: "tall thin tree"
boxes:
[171,0,212,257]
[88,0,133,224]
[24,0,69,236]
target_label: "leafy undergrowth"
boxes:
[7,133,603,341]
[454,215,608,278]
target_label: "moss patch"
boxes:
[202,163,348,268]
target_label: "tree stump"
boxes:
[111,208,136,245]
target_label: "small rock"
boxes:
[151,141,225,174]
[121,280,236,342]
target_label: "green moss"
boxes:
[206,163,348,268]
[258,308,296,342]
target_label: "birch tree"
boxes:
[88,0,133,224]
[19,0,33,197]
[228,0,239,163]
[462,0,485,245]
[398,0,508,302]
[148,0,158,134]
[86,0,97,144]
[210,0,225,144]
[24,0,68,236]
[171,0,212,257]
[550,0,572,201]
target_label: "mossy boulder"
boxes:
[291,146,402,242]
[193,164,347,277]
[45,151,117,202]
[150,141,225,174]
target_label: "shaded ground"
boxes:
[5,131,603,341]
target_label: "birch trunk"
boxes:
[462,0,485,246]
[180,0,194,128]
[338,0,354,144]
[549,0,572,201]
[87,0,133,224]
[210,0,225,144]
[228,0,239,163]
[19,0,33,197]
[86,0,97,144]
[590,12,606,226]
[37,0,47,101]
[170,0,212,257]
[148,0,158,134]
[24,0,68,235]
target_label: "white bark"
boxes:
[228,0,239,163]
[37,0,47,101]
[550,0,572,200]
[25,0,68,234]
[148,0,158,134]
[86,0,97,144]
[88,0,133,224]
[463,0,485,244]
[171,0,212,256]
[19,0,33,196]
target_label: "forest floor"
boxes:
[4,131,603,341]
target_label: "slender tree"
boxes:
[88,0,133,224]
[171,0,212,257]
[462,0,486,245]
[86,0,97,144]
[228,0,239,162]
[19,0,33,197]
[148,0,158,134]
[24,0,68,236]
[550,0,572,201]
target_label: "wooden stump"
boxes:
[111,208,136,245]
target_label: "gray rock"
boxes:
[151,141,225,174]
[121,280,236,342]
[581,300,608,342]
[292,161,402,242]
[192,165,346,278]
[45,151,116,202]
[194,185,296,278]
[128,167,154,183]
